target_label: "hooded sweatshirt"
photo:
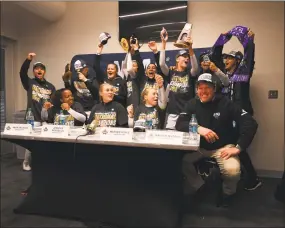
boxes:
[20,59,56,122]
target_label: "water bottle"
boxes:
[145,114,153,130]
[189,114,198,143]
[59,110,66,125]
[26,108,35,128]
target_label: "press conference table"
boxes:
[1,129,198,228]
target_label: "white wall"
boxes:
[1,1,284,174]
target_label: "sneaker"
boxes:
[244,178,262,191]
[22,162,31,171]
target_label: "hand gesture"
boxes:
[160,27,168,42]
[220,146,241,160]
[155,74,164,88]
[27,53,36,60]
[127,104,134,118]
[197,126,219,144]
[247,29,255,38]
[61,103,70,111]
[130,38,139,51]
[209,62,218,72]
[148,41,158,53]
[62,71,72,82]
[97,43,104,55]
[185,36,193,47]
[78,72,87,82]
[43,102,53,110]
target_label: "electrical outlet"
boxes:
[268,90,278,99]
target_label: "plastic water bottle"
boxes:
[145,115,153,130]
[26,108,35,128]
[189,114,198,143]
[59,110,66,125]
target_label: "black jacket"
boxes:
[87,101,128,127]
[175,95,258,151]
[94,55,127,107]
[20,59,56,122]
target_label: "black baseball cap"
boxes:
[222,51,243,61]
[176,49,190,59]
[33,62,46,71]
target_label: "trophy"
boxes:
[174,23,193,48]
[99,32,111,45]
[120,37,130,52]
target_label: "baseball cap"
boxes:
[222,51,243,61]
[199,53,211,63]
[33,62,46,71]
[74,59,87,71]
[176,49,190,59]
[197,73,215,85]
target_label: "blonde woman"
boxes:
[87,83,128,127]
[127,76,167,130]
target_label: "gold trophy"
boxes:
[120,38,130,52]
[173,23,193,48]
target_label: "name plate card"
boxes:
[99,127,133,142]
[146,130,184,145]
[4,123,32,135]
[41,125,70,137]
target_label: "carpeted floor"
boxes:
[1,152,284,228]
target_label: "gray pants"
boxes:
[183,144,241,195]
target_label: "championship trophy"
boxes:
[173,23,193,48]
[99,32,111,46]
[120,34,140,52]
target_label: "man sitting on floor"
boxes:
[175,73,258,207]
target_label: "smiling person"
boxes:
[127,75,167,130]
[41,88,86,126]
[19,53,56,171]
[175,73,258,208]
[87,83,128,128]
[158,27,199,130]
[94,43,127,107]
[63,60,99,112]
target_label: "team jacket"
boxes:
[87,101,128,127]
[94,55,127,107]
[175,95,258,151]
[20,59,56,122]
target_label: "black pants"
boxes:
[239,150,258,181]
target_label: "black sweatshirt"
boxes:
[134,104,164,129]
[125,75,140,109]
[94,54,127,107]
[175,95,258,151]
[64,68,99,111]
[166,69,196,115]
[45,102,86,126]
[87,101,128,127]
[20,59,56,122]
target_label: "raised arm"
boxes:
[185,37,199,77]
[19,53,35,91]
[158,29,170,76]
[94,43,106,84]
[155,74,167,110]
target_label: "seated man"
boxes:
[175,73,258,207]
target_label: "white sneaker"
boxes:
[23,162,31,171]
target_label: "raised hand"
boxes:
[27,53,36,60]
[160,27,168,42]
[155,74,164,88]
[61,103,70,111]
[78,72,87,82]
[148,41,158,53]
[209,62,218,72]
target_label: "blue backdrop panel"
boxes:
[70,47,211,81]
